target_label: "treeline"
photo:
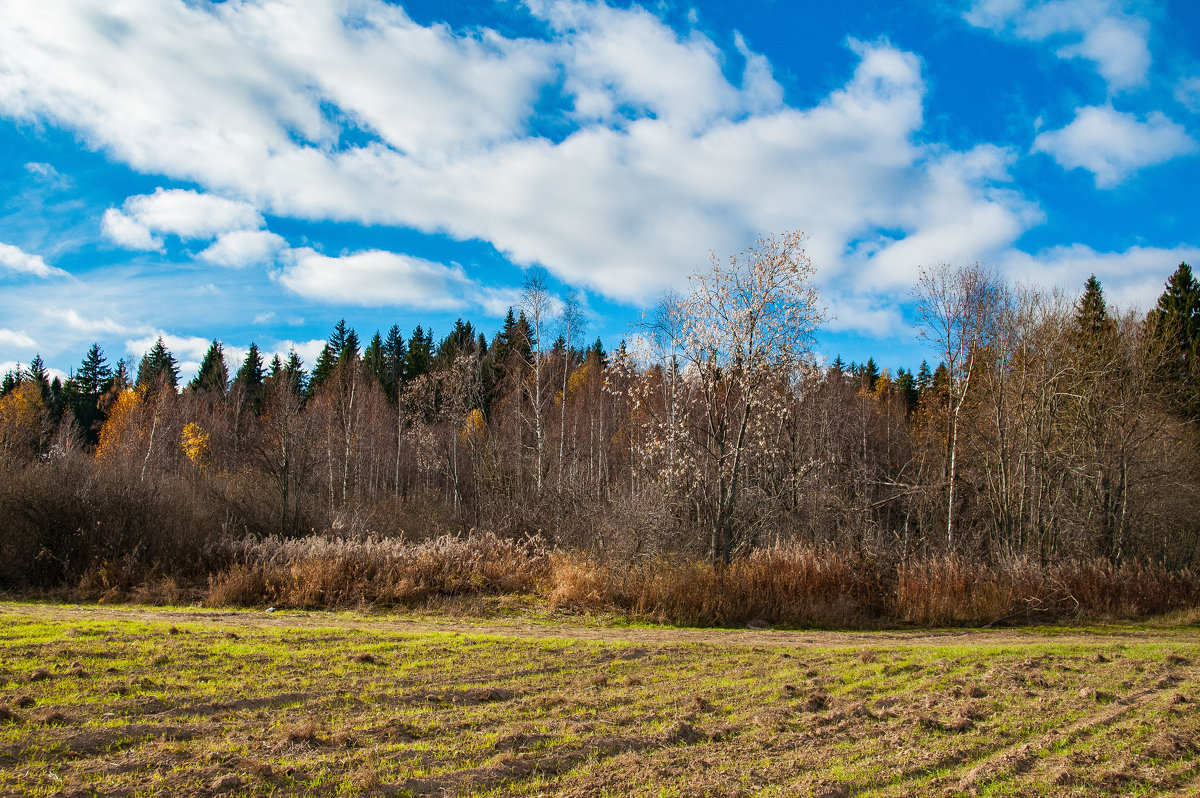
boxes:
[1,236,1198,622]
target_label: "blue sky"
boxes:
[2,0,1198,381]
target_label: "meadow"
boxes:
[2,602,1199,796]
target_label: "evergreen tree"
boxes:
[382,324,406,394]
[75,343,112,398]
[234,343,265,389]
[308,343,337,396]
[859,357,880,391]
[309,320,359,396]
[829,355,846,378]
[187,339,229,395]
[895,367,918,412]
[587,337,606,365]
[135,337,180,392]
[233,343,266,415]
[27,354,49,392]
[433,319,478,369]
[1148,262,1200,421]
[363,332,386,388]
[327,318,360,363]
[283,349,306,396]
[1073,274,1116,343]
[404,325,433,380]
[916,360,932,396]
[67,345,111,442]
[930,362,950,399]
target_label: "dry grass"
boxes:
[3,603,1200,797]
[207,531,550,609]
[185,532,1200,626]
[897,555,1200,625]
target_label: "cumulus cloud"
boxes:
[278,248,489,310]
[199,230,287,268]
[102,188,264,251]
[0,241,66,278]
[1032,105,1196,187]
[0,1,1040,309]
[1001,243,1200,309]
[964,0,1151,90]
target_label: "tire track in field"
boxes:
[944,683,1170,794]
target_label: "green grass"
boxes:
[1,603,1198,796]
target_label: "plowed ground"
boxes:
[1,603,1198,796]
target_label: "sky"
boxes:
[2,0,1199,383]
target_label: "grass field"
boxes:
[1,603,1199,796]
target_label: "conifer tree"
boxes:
[404,325,432,380]
[308,343,337,396]
[363,332,386,388]
[64,344,112,444]
[187,340,229,395]
[283,349,306,396]
[135,337,179,393]
[1148,262,1200,421]
[381,324,406,395]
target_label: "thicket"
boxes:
[2,242,1198,626]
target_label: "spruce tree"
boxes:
[283,349,306,396]
[404,325,432,380]
[68,344,112,443]
[363,332,386,388]
[916,360,932,395]
[308,343,337,396]
[135,337,180,393]
[75,344,112,397]
[187,340,229,395]
[1073,274,1116,343]
[234,343,266,415]
[382,324,406,394]
[1148,262,1200,421]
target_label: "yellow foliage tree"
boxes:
[181,421,210,467]
[0,382,48,456]
[96,388,143,463]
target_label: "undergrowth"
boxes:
[71,532,1200,627]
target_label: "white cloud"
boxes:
[1032,105,1197,187]
[253,311,276,325]
[0,1,1075,334]
[964,0,1151,90]
[101,208,162,251]
[0,241,65,278]
[278,248,487,310]
[268,339,328,369]
[124,332,213,364]
[1001,243,1200,310]
[103,188,264,251]
[823,297,911,338]
[47,308,133,336]
[0,329,37,349]
[24,161,70,187]
[1177,76,1200,113]
[199,230,287,268]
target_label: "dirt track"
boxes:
[5,601,1196,649]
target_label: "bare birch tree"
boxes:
[914,262,998,551]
